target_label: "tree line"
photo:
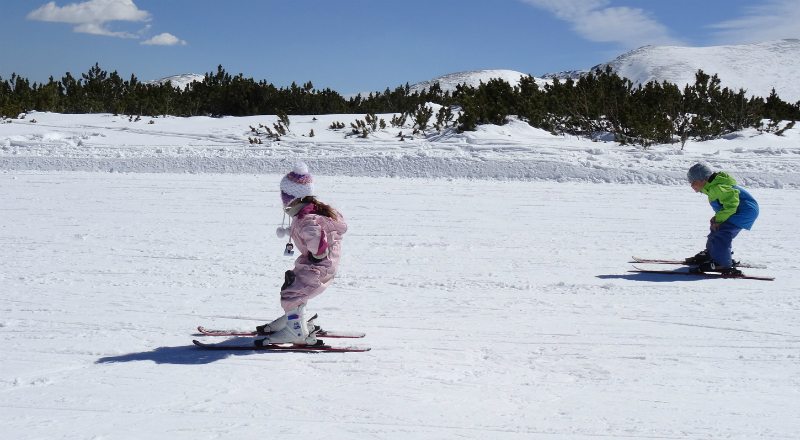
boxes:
[454,66,799,146]
[0,64,440,119]
[2,63,798,146]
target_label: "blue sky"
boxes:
[1,0,799,94]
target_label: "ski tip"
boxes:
[331,346,371,352]
[317,330,367,338]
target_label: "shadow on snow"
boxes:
[95,340,293,365]
[596,272,707,282]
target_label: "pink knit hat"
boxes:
[280,162,314,206]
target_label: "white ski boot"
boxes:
[256,311,320,335]
[255,314,287,335]
[306,313,321,333]
[254,305,318,346]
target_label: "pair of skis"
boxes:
[629,257,774,281]
[193,325,370,353]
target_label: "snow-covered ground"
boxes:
[1,112,799,439]
[2,172,798,439]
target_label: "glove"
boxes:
[710,217,721,231]
[276,226,290,238]
[281,270,296,290]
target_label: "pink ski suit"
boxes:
[280,204,347,311]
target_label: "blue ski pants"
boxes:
[706,222,742,268]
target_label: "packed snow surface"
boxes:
[1,172,798,439]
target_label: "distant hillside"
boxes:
[409,69,549,94]
[146,73,204,90]
[547,39,800,103]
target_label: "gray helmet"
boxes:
[687,163,713,182]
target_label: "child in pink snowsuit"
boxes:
[255,163,347,346]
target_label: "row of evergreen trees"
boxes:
[0,64,440,119]
[454,66,800,146]
[2,63,798,146]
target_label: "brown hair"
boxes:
[300,196,339,220]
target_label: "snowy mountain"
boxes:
[146,73,204,90]
[408,69,550,94]
[403,40,800,104]
[147,40,800,103]
[540,69,587,81]
[553,39,800,103]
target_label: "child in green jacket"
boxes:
[685,163,759,276]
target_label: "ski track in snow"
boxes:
[1,172,799,439]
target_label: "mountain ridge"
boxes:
[545,39,800,102]
[150,40,800,103]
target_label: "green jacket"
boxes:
[701,172,759,229]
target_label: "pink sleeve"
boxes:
[317,230,328,255]
[298,221,323,254]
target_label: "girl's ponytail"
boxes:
[301,196,339,220]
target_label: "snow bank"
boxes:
[2,112,800,188]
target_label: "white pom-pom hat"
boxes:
[280,162,314,206]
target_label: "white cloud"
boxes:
[71,22,133,38]
[27,0,150,38]
[709,0,800,44]
[141,33,187,46]
[519,0,682,48]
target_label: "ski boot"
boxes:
[686,250,740,267]
[306,313,322,334]
[255,270,299,335]
[256,314,286,335]
[254,305,318,347]
[689,261,716,273]
[684,250,711,265]
[257,312,319,335]
[718,267,743,277]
